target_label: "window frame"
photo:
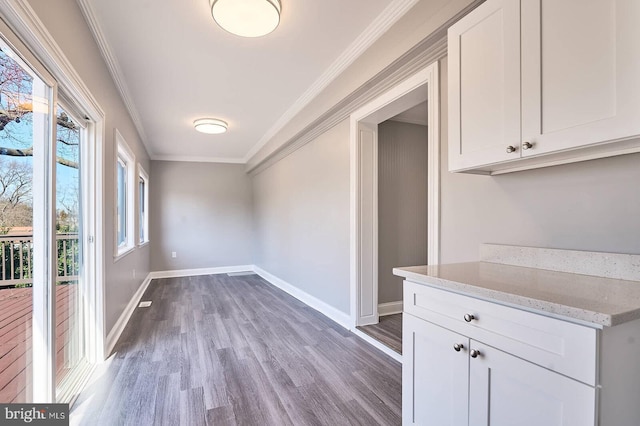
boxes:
[114,129,136,258]
[137,164,149,246]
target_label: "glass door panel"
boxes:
[0,39,51,403]
[54,105,86,395]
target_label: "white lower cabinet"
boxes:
[403,312,596,426]
[400,270,615,426]
[468,341,596,426]
[403,314,469,425]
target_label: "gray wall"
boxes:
[26,0,152,334]
[250,57,640,317]
[378,121,428,304]
[252,120,351,313]
[150,162,253,271]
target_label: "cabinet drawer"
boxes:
[403,280,597,385]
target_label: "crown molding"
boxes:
[246,0,484,175]
[242,0,420,163]
[76,0,151,155]
[151,155,245,164]
[246,34,448,175]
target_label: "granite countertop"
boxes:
[393,262,640,327]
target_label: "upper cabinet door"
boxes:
[448,0,521,171]
[521,0,640,157]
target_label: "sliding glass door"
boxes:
[0,25,93,404]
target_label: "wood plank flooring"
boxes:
[356,314,402,354]
[71,274,402,425]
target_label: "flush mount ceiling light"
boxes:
[210,0,281,38]
[194,118,228,134]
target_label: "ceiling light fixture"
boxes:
[194,118,228,134]
[210,0,281,38]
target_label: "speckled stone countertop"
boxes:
[393,262,640,327]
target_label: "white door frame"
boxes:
[349,62,440,327]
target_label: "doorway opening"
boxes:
[349,62,440,359]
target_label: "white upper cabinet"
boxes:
[448,0,640,174]
[448,0,521,170]
[521,0,640,156]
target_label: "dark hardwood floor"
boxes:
[71,274,402,425]
[356,314,402,354]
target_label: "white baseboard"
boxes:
[105,273,153,357]
[252,266,352,330]
[149,265,254,279]
[351,328,403,363]
[378,301,403,316]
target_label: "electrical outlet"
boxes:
[171,251,177,258]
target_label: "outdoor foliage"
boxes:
[0,47,81,288]
[0,158,33,233]
[1,47,80,167]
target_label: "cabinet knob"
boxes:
[470,349,481,359]
[522,141,533,150]
[506,145,517,153]
[453,343,464,352]
[464,314,475,323]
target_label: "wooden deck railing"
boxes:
[0,233,79,288]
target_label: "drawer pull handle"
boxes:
[464,314,475,322]
[522,141,533,150]
[506,145,517,153]
[453,343,464,352]
[470,349,481,359]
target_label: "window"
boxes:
[115,130,135,257]
[116,158,126,245]
[138,165,149,245]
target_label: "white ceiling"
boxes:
[389,102,428,126]
[81,0,418,163]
